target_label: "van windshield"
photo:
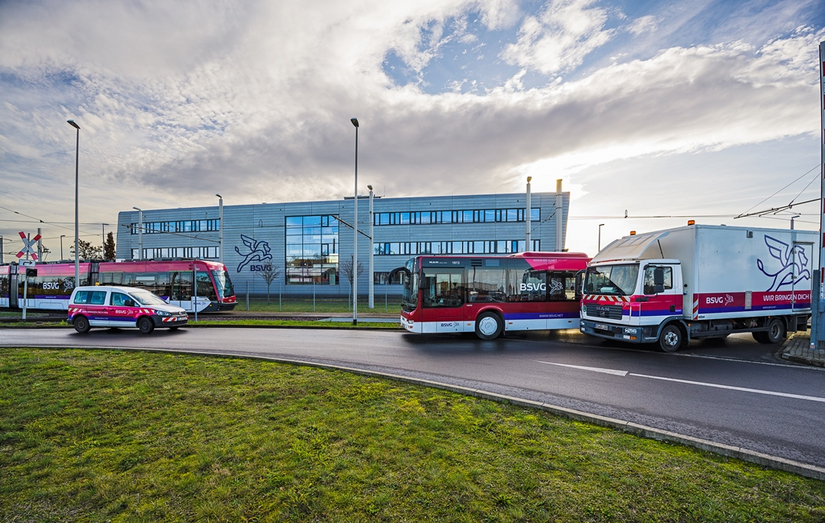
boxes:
[129,289,168,306]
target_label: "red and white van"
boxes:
[68,285,188,334]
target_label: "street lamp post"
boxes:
[351,117,359,325]
[133,207,143,260]
[216,194,224,264]
[67,120,80,285]
[0,235,3,265]
[598,223,605,251]
[790,214,801,230]
[368,184,374,309]
[60,235,65,261]
[525,177,532,251]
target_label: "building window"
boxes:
[133,219,221,234]
[371,239,540,256]
[286,215,339,285]
[372,208,540,226]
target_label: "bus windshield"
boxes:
[583,264,639,296]
[211,269,235,299]
[401,258,419,312]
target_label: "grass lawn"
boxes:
[1,348,823,522]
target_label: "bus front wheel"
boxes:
[475,312,503,340]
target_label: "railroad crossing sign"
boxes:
[16,231,41,261]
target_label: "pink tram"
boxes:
[397,252,590,339]
[0,259,236,313]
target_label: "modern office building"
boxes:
[116,189,571,298]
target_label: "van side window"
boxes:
[73,291,90,304]
[110,292,130,306]
[90,291,107,305]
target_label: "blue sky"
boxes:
[0,0,824,257]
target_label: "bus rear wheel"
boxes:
[475,312,503,340]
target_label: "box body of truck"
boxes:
[580,224,817,351]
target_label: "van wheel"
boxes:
[763,318,786,344]
[658,324,684,352]
[73,316,90,334]
[475,312,503,340]
[138,317,155,334]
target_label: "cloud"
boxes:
[500,0,615,75]
[0,0,822,251]
[627,15,658,36]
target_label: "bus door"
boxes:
[420,267,464,332]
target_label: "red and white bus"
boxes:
[397,252,590,339]
[0,259,236,313]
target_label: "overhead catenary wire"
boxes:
[735,165,820,219]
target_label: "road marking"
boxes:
[535,361,825,403]
[535,361,629,376]
[628,373,825,403]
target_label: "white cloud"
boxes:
[627,15,658,36]
[0,0,822,252]
[501,0,615,75]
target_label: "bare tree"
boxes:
[340,256,364,307]
[258,265,281,304]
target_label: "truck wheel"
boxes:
[138,317,155,334]
[73,316,90,334]
[475,312,503,340]
[658,324,684,352]
[752,331,768,343]
[764,318,786,344]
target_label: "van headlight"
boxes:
[155,310,171,317]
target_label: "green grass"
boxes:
[0,319,399,329]
[1,349,823,522]
[240,296,401,314]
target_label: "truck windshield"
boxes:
[401,258,419,312]
[584,264,639,296]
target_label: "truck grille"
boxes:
[585,304,623,320]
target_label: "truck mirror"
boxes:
[653,267,664,286]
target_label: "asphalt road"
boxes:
[3,327,824,472]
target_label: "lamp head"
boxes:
[216,193,223,199]
[527,176,532,182]
[67,119,80,129]
[351,118,359,128]
[367,185,373,191]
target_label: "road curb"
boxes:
[103,346,825,482]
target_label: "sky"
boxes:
[1,0,824,260]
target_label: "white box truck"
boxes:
[579,224,817,351]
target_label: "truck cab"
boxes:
[580,259,684,349]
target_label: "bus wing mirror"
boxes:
[575,270,584,299]
[387,267,410,284]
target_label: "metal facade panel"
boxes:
[115,192,570,296]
